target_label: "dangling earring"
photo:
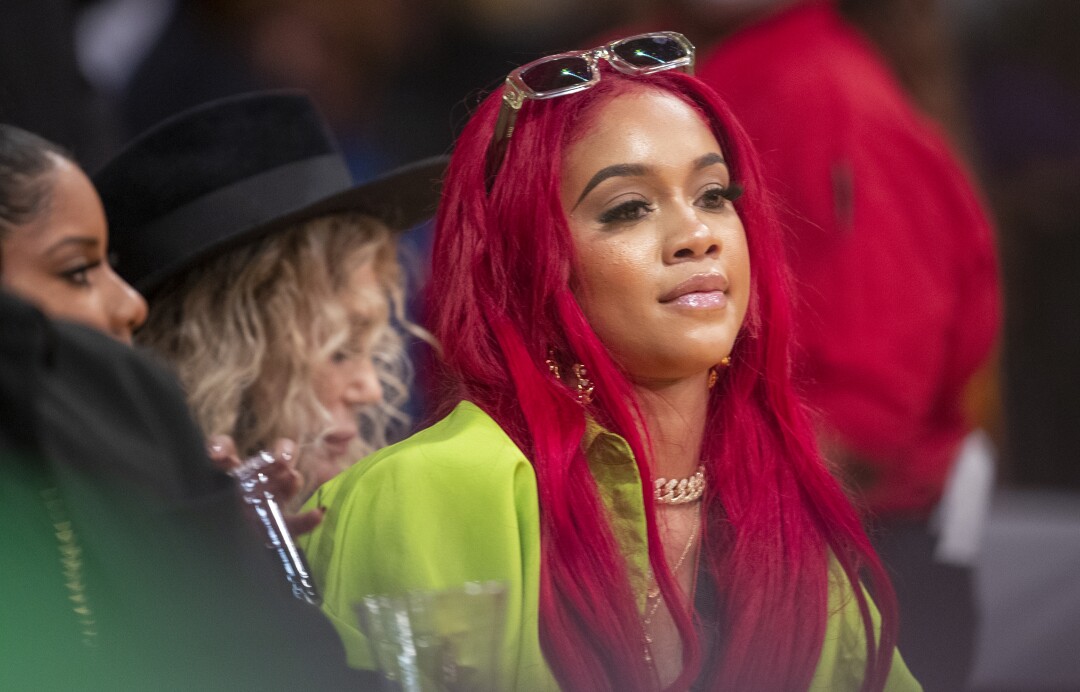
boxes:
[545,349,562,380]
[707,355,732,390]
[571,363,594,405]
[545,349,594,405]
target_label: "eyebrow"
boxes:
[572,153,729,209]
[574,163,649,208]
[45,236,98,257]
[694,152,728,171]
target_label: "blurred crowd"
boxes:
[4,0,1078,491]
[2,0,1079,690]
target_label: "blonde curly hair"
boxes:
[137,211,420,496]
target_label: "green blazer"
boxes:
[301,401,921,691]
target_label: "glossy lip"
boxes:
[659,272,730,304]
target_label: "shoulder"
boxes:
[301,401,541,586]
[700,4,921,146]
[300,400,542,619]
[313,401,536,510]
[0,293,229,502]
[811,565,923,691]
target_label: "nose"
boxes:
[664,203,722,263]
[344,355,384,409]
[103,267,148,343]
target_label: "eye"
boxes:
[598,199,655,224]
[60,261,101,287]
[697,182,743,211]
[330,330,374,365]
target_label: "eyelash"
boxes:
[596,183,743,224]
[702,182,743,208]
[598,200,655,224]
[60,261,101,287]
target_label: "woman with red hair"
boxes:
[301,33,920,691]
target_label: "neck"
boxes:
[632,372,710,479]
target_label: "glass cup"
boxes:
[355,581,507,692]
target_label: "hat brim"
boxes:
[296,155,448,232]
[130,155,447,297]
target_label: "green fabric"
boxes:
[301,400,922,690]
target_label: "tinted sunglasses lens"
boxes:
[519,56,593,94]
[612,35,688,68]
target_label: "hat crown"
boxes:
[93,90,446,298]
[95,91,343,237]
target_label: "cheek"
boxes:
[572,252,658,366]
[574,251,646,327]
[310,364,338,407]
[732,231,752,316]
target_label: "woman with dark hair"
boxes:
[0,124,147,342]
[301,34,920,690]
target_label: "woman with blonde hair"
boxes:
[95,91,445,507]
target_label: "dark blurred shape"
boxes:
[0,0,119,168]
[961,0,1080,490]
[0,289,373,690]
[118,0,421,180]
[839,0,976,159]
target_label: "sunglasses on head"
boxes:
[484,31,696,192]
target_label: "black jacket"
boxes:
[0,291,372,690]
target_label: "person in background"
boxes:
[0,125,369,690]
[0,121,307,503]
[0,123,146,341]
[301,32,920,691]
[94,91,445,506]
[0,0,119,168]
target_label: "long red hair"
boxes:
[426,67,897,691]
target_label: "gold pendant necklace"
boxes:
[643,501,701,663]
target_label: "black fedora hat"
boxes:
[94,90,447,297]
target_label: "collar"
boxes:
[582,418,650,610]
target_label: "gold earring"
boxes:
[707,356,731,390]
[545,349,562,380]
[571,363,594,405]
[545,349,594,405]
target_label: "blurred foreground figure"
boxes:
[0,290,371,690]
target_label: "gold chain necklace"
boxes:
[41,486,98,647]
[643,501,701,663]
[653,465,706,504]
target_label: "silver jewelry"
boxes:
[653,465,706,504]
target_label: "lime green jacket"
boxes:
[300,401,921,691]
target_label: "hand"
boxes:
[206,435,325,535]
